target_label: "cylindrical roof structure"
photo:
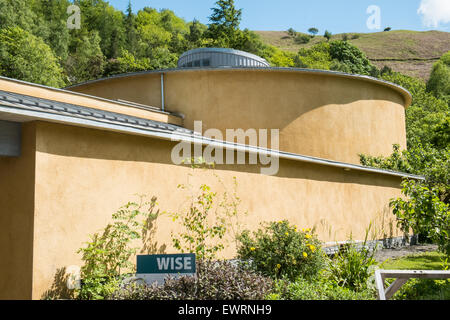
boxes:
[177,48,270,68]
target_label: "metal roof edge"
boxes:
[0,99,424,181]
[0,75,181,118]
[64,67,413,108]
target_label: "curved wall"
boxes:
[68,68,409,164]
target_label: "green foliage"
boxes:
[287,28,297,38]
[268,276,375,300]
[268,48,295,67]
[171,184,228,260]
[308,27,319,37]
[390,180,449,256]
[111,259,273,300]
[427,51,450,103]
[237,221,325,281]
[324,30,332,41]
[77,196,160,300]
[295,42,333,70]
[393,278,450,300]
[104,49,150,76]
[328,40,378,76]
[0,26,66,87]
[206,0,243,48]
[381,251,450,300]
[65,29,105,83]
[294,40,378,76]
[170,163,243,260]
[294,33,311,44]
[327,236,378,292]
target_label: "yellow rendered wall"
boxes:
[69,69,408,165]
[0,123,36,299]
[30,121,403,299]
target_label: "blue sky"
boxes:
[108,0,450,34]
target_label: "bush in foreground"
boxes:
[237,220,325,281]
[111,259,273,300]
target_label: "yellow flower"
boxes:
[276,264,281,269]
[306,228,311,232]
[302,252,308,258]
[309,245,316,252]
[305,234,312,239]
[250,247,256,251]
[285,232,289,236]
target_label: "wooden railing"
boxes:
[375,269,450,300]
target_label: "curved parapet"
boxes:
[67,67,411,165]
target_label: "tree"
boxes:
[427,51,450,103]
[206,0,243,48]
[65,29,105,84]
[328,41,378,76]
[124,1,138,55]
[0,27,66,87]
[308,27,319,37]
[384,27,392,32]
[324,30,332,41]
[287,28,297,38]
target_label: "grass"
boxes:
[379,251,450,300]
[381,251,447,270]
[254,30,450,80]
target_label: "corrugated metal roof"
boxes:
[0,90,191,134]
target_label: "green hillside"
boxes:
[255,30,450,80]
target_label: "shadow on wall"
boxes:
[41,196,167,300]
[141,196,167,255]
[33,121,403,189]
[41,267,75,300]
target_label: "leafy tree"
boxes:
[287,28,297,38]
[427,51,450,103]
[295,42,333,70]
[0,27,66,87]
[0,0,38,35]
[75,0,126,59]
[65,29,105,84]
[324,30,332,41]
[268,48,295,67]
[308,27,319,37]
[187,19,207,49]
[328,41,378,76]
[33,0,72,60]
[104,50,150,77]
[384,27,392,32]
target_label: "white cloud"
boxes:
[418,0,450,28]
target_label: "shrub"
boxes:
[268,276,375,300]
[327,234,378,292]
[390,180,450,257]
[237,220,325,281]
[329,40,377,76]
[392,278,450,300]
[77,196,160,300]
[294,33,310,44]
[111,259,273,300]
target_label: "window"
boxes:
[202,59,210,67]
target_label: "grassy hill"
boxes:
[255,30,450,80]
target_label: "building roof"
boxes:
[0,85,423,181]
